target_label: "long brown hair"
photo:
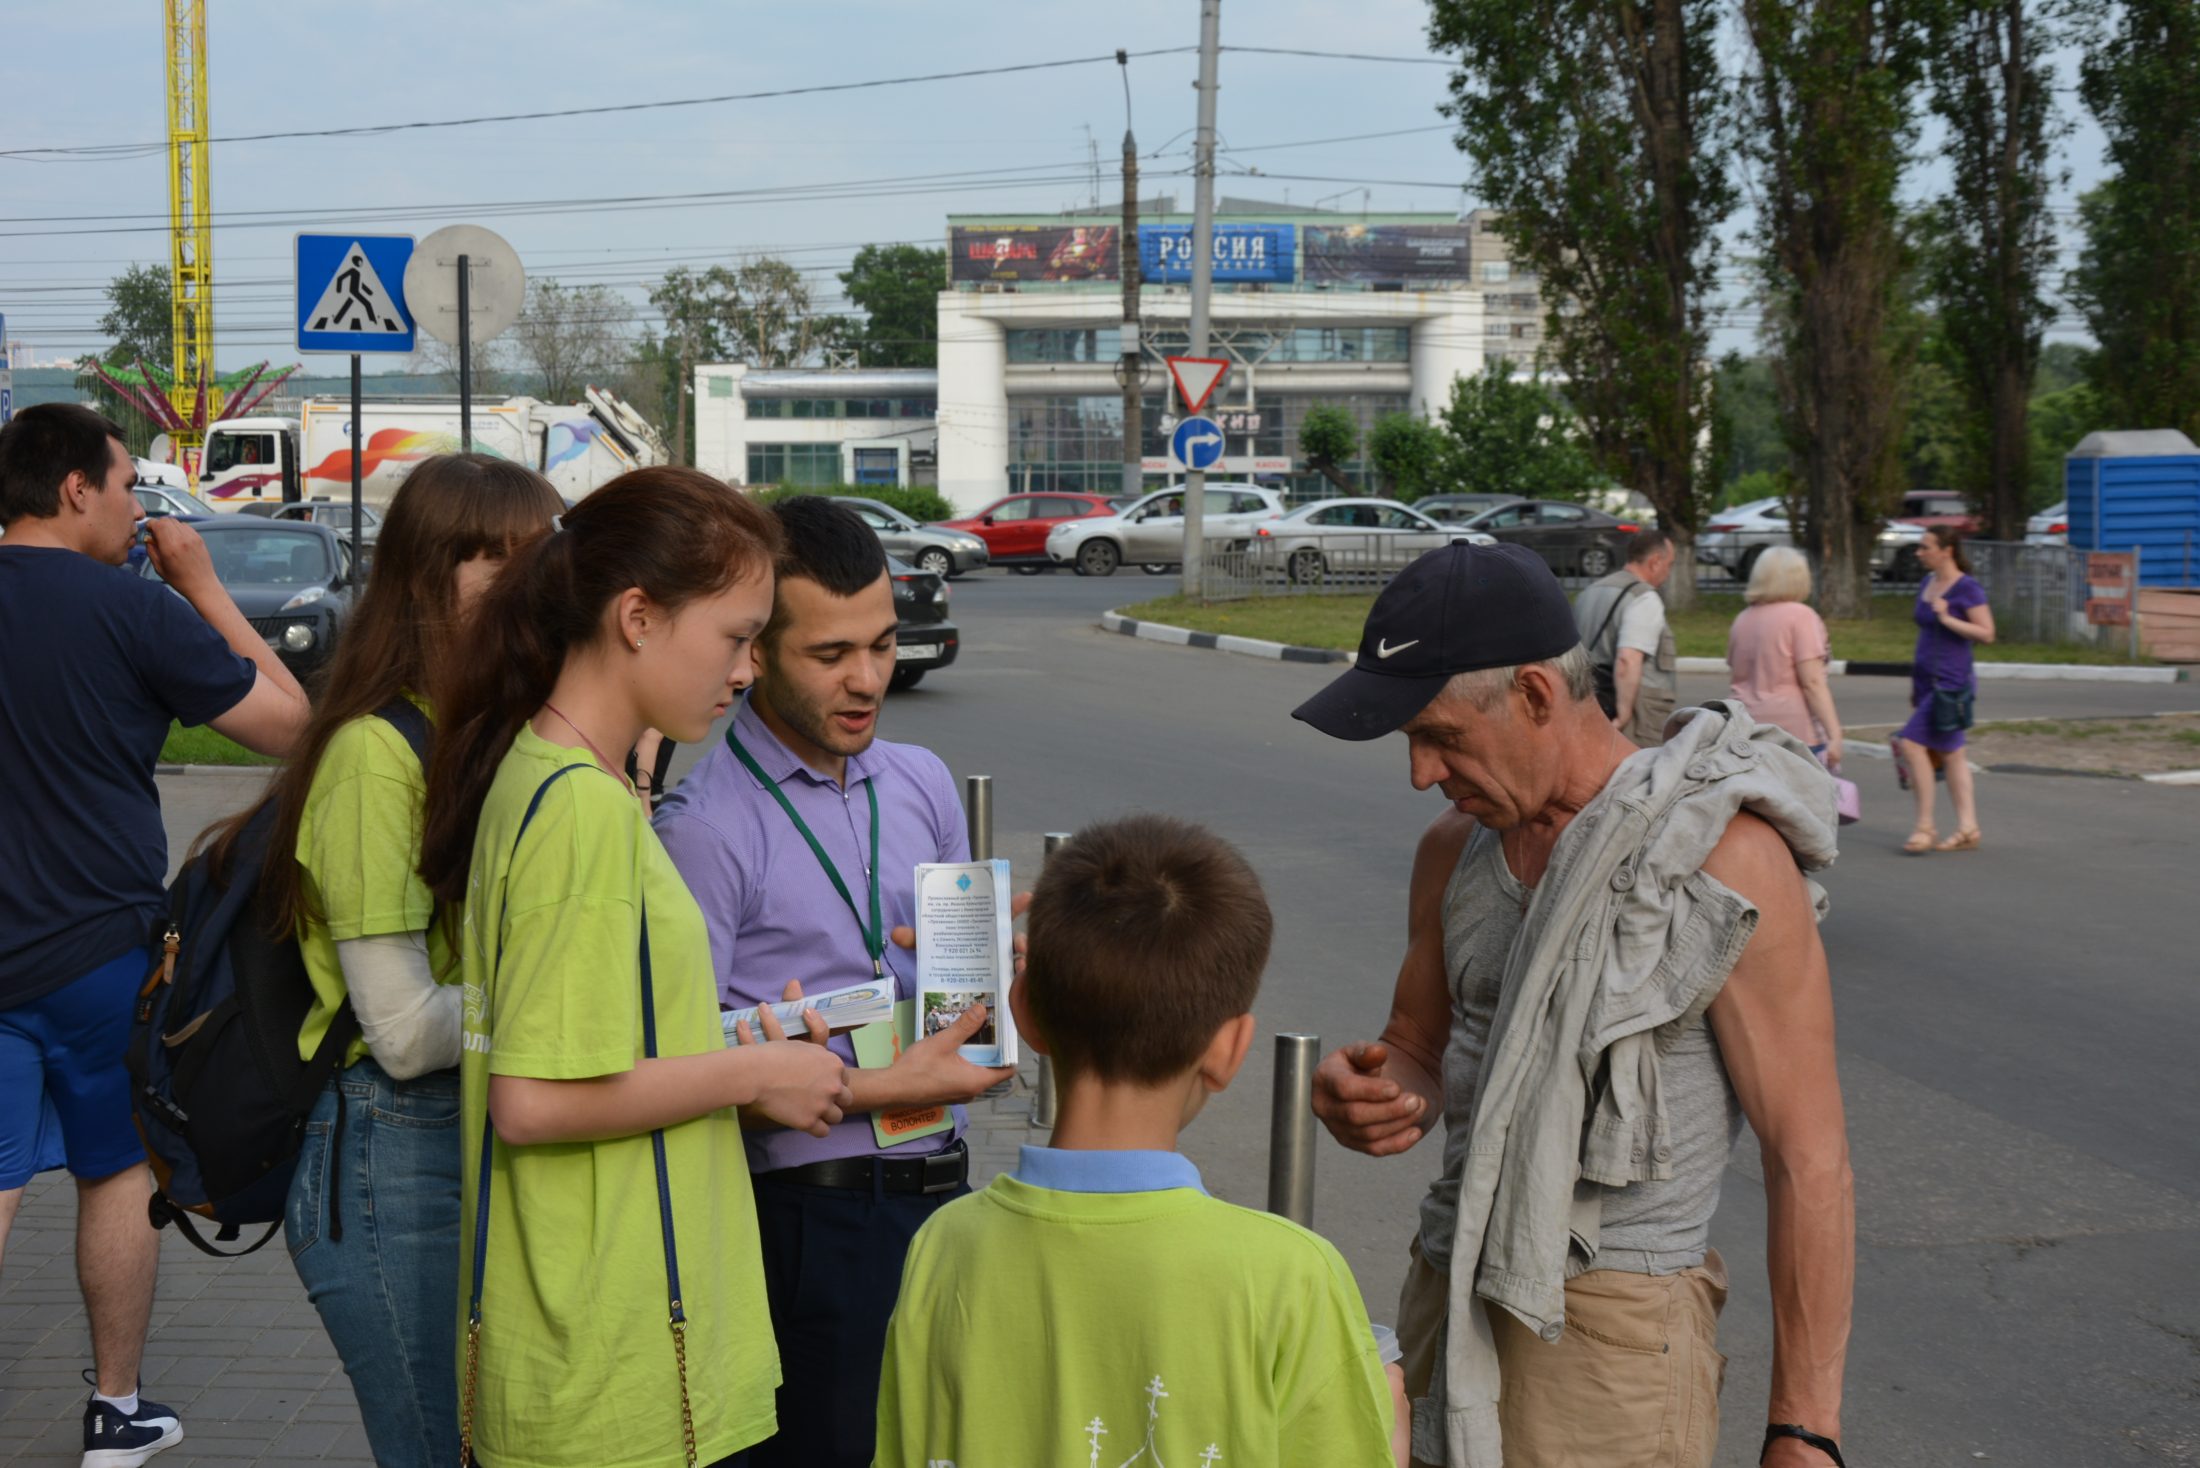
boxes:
[1927,525,1973,574]
[417,466,781,906]
[200,455,565,935]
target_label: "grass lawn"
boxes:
[1119,591,2152,667]
[158,721,280,767]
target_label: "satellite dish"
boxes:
[149,433,175,465]
[405,225,526,348]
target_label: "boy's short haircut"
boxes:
[1024,814,1272,1083]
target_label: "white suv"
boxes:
[1047,484,1287,577]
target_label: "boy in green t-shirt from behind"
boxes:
[874,814,1409,1468]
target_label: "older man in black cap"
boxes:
[1300,543,1855,1468]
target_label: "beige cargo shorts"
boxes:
[1397,1237,1729,1468]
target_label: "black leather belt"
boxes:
[760,1140,968,1196]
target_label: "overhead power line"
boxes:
[0,50,1200,162]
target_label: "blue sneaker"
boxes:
[79,1376,182,1468]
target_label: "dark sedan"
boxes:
[142,518,357,678]
[1457,498,1646,577]
[887,554,958,691]
[1413,492,1526,526]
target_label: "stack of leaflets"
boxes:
[720,979,898,1044]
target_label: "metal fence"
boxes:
[1203,535,2118,650]
[1961,540,2094,648]
[1203,536,1428,601]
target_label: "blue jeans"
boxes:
[285,1057,461,1468]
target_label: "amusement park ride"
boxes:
[85,1,297,473]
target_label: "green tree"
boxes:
[647,267,736,467]
[1436,360,1598,501]
[1429,0,1736,607]
[97,263,173,370]
[2027,378,2099,506]
[838,245,946,367]
[510,279,636,403]
[1368,413,1448,500]
[1740,0,1925,616]
[2067,0,2200,441]
[79,264,175,452]
[723,256,843,370]
[1916,0,2069,540]
[1298,405,1361,494]
[1711,354,1787,486]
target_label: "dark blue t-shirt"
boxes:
[0,545,257,1008]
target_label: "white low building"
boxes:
[693,365,938,490]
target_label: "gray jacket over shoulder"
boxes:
[1428,702,1839,1467]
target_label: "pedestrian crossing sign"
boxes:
[296,233,417,354]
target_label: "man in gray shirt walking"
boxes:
[1298,543,1853,1468]
[1575,530,1679,745]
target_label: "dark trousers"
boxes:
[742,1170,968,1468]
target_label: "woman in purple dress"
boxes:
[1894,526,1997,852]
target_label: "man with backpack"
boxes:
[1574,530,1679,747]
[0,404,309,1466]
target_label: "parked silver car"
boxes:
[1698,496,1925,581]
[834,497,991,578]
[1253,498,1494,584]
[1045,484,1287,577]
[2026,500,2068,546]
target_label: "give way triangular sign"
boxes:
[1167,356,1230,414]
[305,241,410,335]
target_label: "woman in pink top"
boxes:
[1727,547,1844,765]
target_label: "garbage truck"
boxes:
[193,388,666,508]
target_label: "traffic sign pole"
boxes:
[350,355,363,570]
[458,254,472,452]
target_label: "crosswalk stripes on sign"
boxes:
[305,242,409,335]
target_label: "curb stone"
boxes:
[1102,610,2189,683]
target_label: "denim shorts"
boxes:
[0,946,152,1190]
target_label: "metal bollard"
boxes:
[1267,1033,1320,1226]
[1031,833,1073,1129]
[965,775,993,861]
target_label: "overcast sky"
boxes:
[1,0,2107,373]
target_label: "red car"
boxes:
[934,492,1117,573]
[1896,490,1982,535]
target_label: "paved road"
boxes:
[5,567,2194,1466]
[842,570,2200,1468]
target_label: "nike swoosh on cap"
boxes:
[1375,638,1420,659]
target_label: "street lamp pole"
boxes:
[1118,51,1143,505]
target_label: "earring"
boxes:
[633,636,646,652]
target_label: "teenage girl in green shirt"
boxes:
[417,467,851,1468]
[196,454,563,1468]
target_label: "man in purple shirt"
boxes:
[655,496,1012,1468]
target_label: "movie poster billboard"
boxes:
[1303,224,1473,285]
[949,225,1120,283]
[1138,224,1296,284]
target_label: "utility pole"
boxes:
[1117,50,1143,503]
[1181,0,1221,599]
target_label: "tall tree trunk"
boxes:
[1743,0,1916,621]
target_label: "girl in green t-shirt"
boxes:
[194,453,565,1468]
[418,467,851,1468]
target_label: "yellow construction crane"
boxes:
[166,0,217,442]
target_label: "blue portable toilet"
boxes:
[2064,429,2200,587]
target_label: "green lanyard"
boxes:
[726,729,884,977]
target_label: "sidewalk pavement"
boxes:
[0,771,1048,1466]
[1,1072,1046,1467]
